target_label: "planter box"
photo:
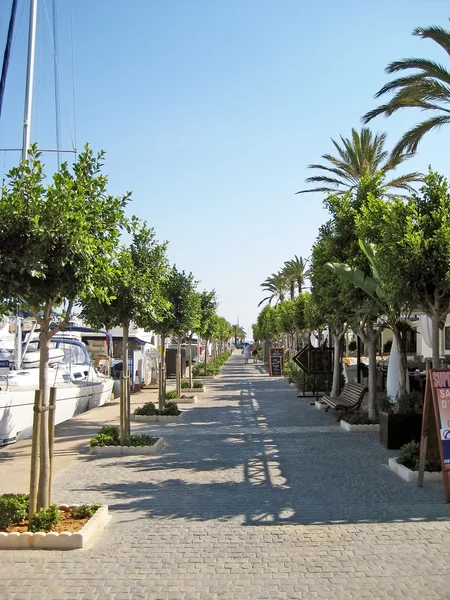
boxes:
[177,395,197,404]
[388,458,442,483]
[315,401,327,411]
[0,504,109,550]
[90,437,164,456]
[341,420,380,432]
[133,413,183,423]
[181,387,205,393]
[379,411,422,449]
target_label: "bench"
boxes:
[322,382,366,419]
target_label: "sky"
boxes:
[0,0,450,338]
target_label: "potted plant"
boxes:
[379,391,423,449]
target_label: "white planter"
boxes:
[178,395,197,404]
[0,504,109,550]
[388,457,442,483]
[90,437,164,456]
[181,387,205,393]
[315,401,327,411]
[133,413,183,423]
[340,420,380,432]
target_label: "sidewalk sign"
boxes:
[417,369,450,503]
[269,347,284,377]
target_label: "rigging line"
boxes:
[42,0,76,152]
[69,0,76,153]
[51,0,60,168]
[0,0,19,121]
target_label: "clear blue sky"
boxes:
[1,0,450,338]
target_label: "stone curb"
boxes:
[180,387,205,393]
[133,413,184,423]
[177,395,197,404]
[0,504,109,550]
[340,420,380,432]
[90,437,165,456]
[388,457,442,483]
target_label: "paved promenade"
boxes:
[1,352,450,599]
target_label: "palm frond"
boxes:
[413,24,450,57]
[392,115,450,155]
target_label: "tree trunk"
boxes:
[37,318,50,510]
[431,310,441,369]
[392,324,408,398]
[176,339,182,398]
[122,322,130,438]
[204,338,208,376]
[366,323,379,421]
[188,336,193,388]
[331,329,345,398]
[159,335,166,411]
[358,320,379,421]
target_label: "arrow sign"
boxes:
[293,346,310,375]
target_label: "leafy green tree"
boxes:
[82,221,170,433]
[168,270,200,396]
[197,290,218,376]
[358,170,450,368]
[363,22,450,156]
[277,299,297,353]
[256,304,281,345]
[0,145,129,511]
[296,128,420,198]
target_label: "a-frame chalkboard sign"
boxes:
[269,347,284,377]
[417,369,450,503]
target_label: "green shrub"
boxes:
[90,432,118,447]
[395,391,423,415]
[134,401,158,416]
[192,381,203,389]
[181,380,189,389]
[166,391,178,400]
[28,505,61,533]
[98,425,120,443]
[397,440,441,472]
[160,401,180,416]
[0,493,29,530]
[126,434,158,447]
[70,504,101,519]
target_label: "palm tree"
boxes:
[363,23,450,156]
[232,324,246,345]
[282,255,310,299]
[258,272,288,307]
[296,127,421,198]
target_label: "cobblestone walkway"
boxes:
[2,353,450,599]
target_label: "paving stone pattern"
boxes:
[2,353,450,599]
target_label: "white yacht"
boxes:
[0,335,113,446]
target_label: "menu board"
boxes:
[269,347,284,377]
[430,370,450,470]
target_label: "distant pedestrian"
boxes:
[251,343,259,363]
[243,343,250,364]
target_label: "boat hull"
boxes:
[0,379,113,446]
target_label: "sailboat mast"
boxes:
[22,0,38,161]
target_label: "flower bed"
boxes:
[90,425,164,455]
[0,497,109,550]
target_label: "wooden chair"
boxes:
[322,382,366,419]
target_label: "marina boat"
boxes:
[0,336,113,446]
